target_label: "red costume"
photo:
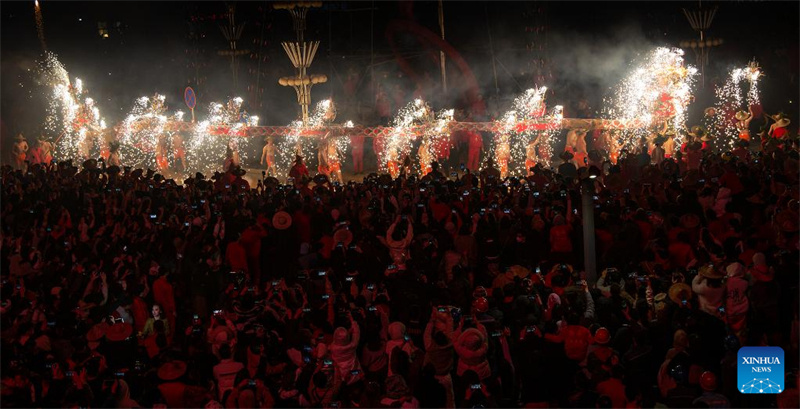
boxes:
[289,161,309,182]
[467,131,483,171]
[350,134,365,173]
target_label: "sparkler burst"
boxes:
[273,99,338,180]
[383,99,434,177]
[38,52,108,161]
[119,94,168,168]
[488,87,561,176]
[707,61,763,149]
[603,47,697,151]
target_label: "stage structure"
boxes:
[275,1,328,125]
[680,4,722,88]
[161,117,646,138]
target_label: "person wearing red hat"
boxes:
[586,327,618,374]
[693,371,730,408]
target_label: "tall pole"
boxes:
[438,0,447,94]
[370,1,375,101]
[582,178,597,285]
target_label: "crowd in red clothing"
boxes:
[1,133,798,408]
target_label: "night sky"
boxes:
[2,1,798,146]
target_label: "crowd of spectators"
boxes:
[1,135,798,409]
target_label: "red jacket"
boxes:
[225,240,249,273]
[549,224,573,253]
[153,277,175,320]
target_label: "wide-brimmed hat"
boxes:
[385,375,410,399]
[333,228,353,247]
[668,283,693,305]
[272,211,292,230]
[735,111,750,121]
[86,323,107,348]
[698,264,725,279]
[157,361,187,381]
[105,322,133,342]
[688,125,706,139]
[313,174,329,185]
[775,118,791,128]
[680,213,700,229]
[594,327,611,345]
[14,134,26,141]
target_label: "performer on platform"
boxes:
[289,154,310,184]
[496,135,510,179]
[13,134,28,170]
[39,136,53,165]
[467,130,483,172]
[326,137,342,183]
[419,139,434,176]
[401,154,413,177]
[108,142,121,167]
[155,135,169,172]
[350,133,365,174]
[260,137,276,177]
[525,137,538,176]
[766,113,790,149]
[574,129,589,168]
[317,139,330,177]
[28,138,43,165]
[734,107,753,141]
[224,140,240,172]
[172,133,187,171]
[651,135,666,165]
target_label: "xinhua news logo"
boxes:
[737,346,784,394]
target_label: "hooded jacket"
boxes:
[454,328,490,379]
[330,321,362,383]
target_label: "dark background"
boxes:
[2,0,798,158]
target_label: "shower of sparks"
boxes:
[488,87,561,176]
[709,61,763,149]
[417,108,454,175]
[382,99,433,177]
[274,99,338,179]
[188,97,253,174]
[34,0,47,51]
[37,52,107,161]
[119,94,168,168]
[603,47,697,151]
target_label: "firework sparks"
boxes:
[34,0,47,51]
[37,52,108,161]
[489,86,560,176]
[383,99,433,177]
[708,61,763,149]
[119,94,169,167]
[603,47,697,151]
